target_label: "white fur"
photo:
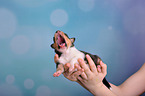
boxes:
[58,47,85,68]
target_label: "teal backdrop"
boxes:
[0,0,145,96]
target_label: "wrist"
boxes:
[90,82,104,89]
[88,82,104,95]
[96,82,104,88]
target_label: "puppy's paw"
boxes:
[53,70,63,77]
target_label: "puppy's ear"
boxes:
[70,38,75,43]
[51,44,55,49]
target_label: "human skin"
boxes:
[54,54,145,96]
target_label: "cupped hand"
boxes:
[63,63,84,81]
[77,54,107,89]
[54,54,84,81]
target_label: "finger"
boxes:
[54,54,59,63]
[72,69,83,79]
[74,64,82,71]
[65,67,76,77]
[100,61,107,75]
[97,58,101,64]
[69,65,74,72]
[86,54,98,74]
[74,63,84,74]
[64,63,70,72]
[80,72,88,80]
[63,64,84,81]
[97,65,101,73]
[78,58,91,76]
[97,60,102,73]
[77,76,84,83]
[63,70,73,77]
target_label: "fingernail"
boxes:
[86,54,89,57]
[78,59,82,62]
[100,61,102,64]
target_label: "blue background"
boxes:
[0,0,145,96]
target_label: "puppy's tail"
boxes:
[103,78,112,90]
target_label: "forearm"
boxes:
[110,83,123,95]
[89,82,117,96]
[77,80,117,96]
[77,80,91,92]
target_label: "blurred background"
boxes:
[0,0,145,96]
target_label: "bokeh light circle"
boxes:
[6,75,15,84]
[24,79,34,89]
[0,8,17,39]
[78,0,95,12]
[10,35,31,55]
[0,84,22,96]
[108,26,113,30]
[36,85,50,96]
[13,0,57,7]
[50,9,68,27]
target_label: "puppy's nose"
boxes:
[56,30,61,33]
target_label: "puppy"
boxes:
[51,30,111,89]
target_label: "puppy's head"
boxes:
[51,30,75,52]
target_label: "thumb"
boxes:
[100,61,107,75]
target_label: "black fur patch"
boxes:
[80,50,101,66]
[53,37,55,42]
[70,43,74,47]
[56,62,60,68]
[55,50,62,57]
[64,33,69,38]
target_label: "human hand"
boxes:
[53,54,83,81]
[77,54,107,90]
[63,63,84,81]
